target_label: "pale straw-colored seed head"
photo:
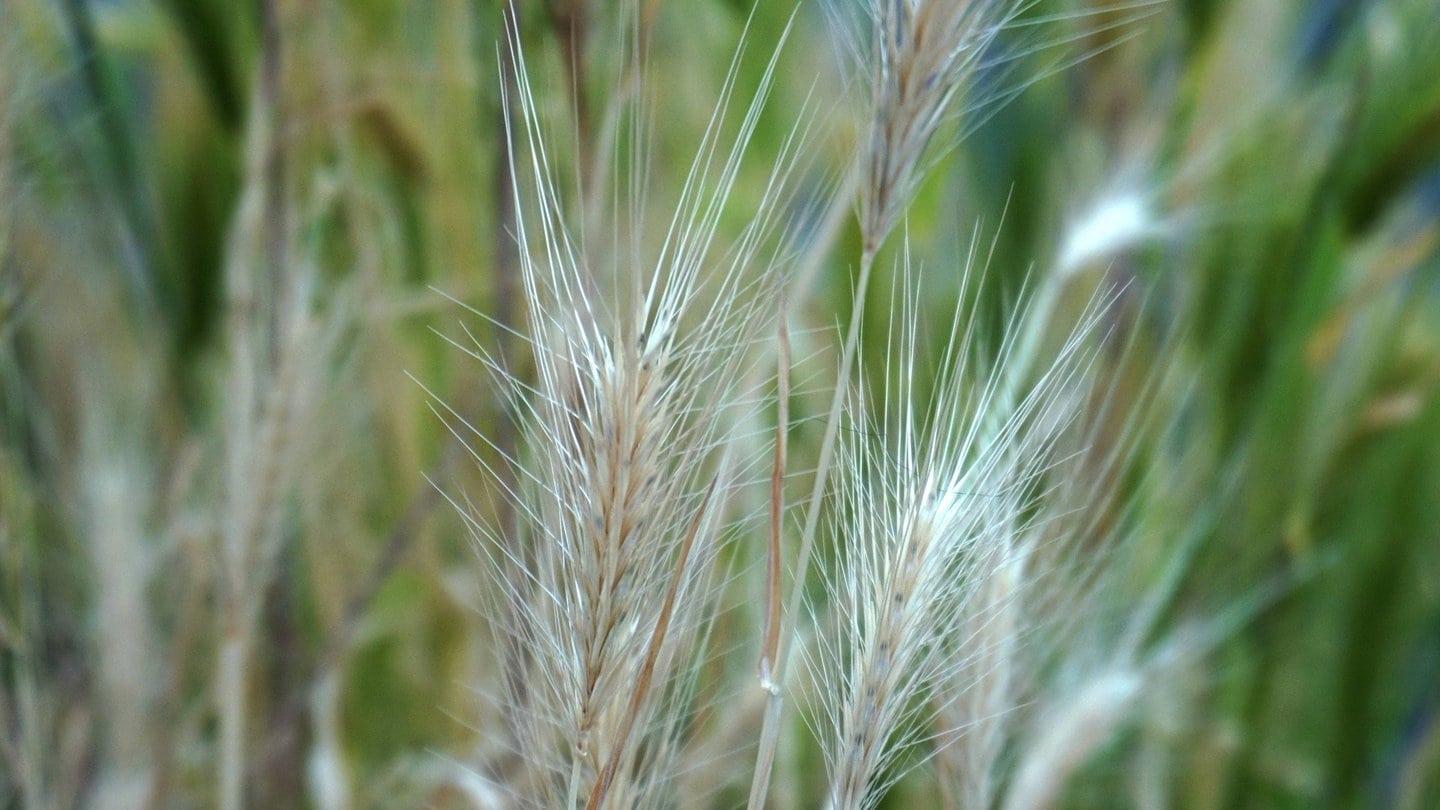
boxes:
[855,0,1020,253]
[441,12,804,808]
[810,244,1109,810]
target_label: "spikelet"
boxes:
[854,0,1022,252]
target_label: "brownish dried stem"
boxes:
[760,290,789,688]
[749,248,877,810]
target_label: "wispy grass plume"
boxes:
[808,244,1107,809]
[437,12,800,808]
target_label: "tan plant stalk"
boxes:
[78,411,157,809]
[216,10,354,799]
[217,89,275,810]
[587,479,716,810]
[216,3,287,803]
[759,291,791,692]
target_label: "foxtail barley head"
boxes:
[852,0,1022,254]
[809,245,1109,810]
[439,12,804,808]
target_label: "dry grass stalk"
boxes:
[760,291,791,693]
[587,478,716,810]
[216,12,356,800]
[77,406,158,809]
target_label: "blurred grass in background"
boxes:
[1,0,1439,807]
